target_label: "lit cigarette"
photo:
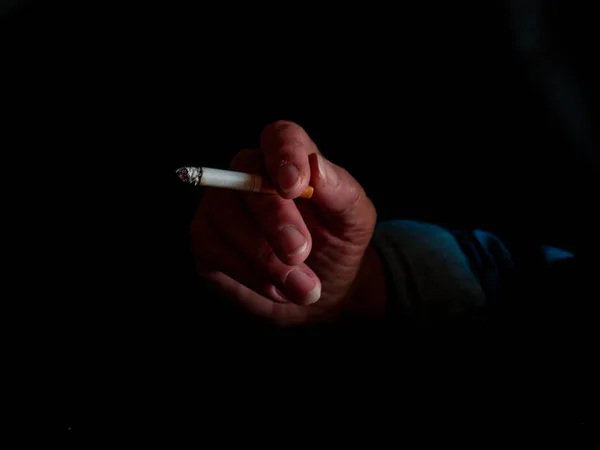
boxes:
[176,166,314,199]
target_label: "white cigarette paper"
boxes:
[177,166,263,192]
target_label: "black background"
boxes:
[3,0,597,435]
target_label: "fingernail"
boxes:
[316,153,338,187]
[279,225,307,256]
[271,286,290,303]
[285,268,321,305]
[316,153,327,182]
[325,157,338,187]
[277,161,300,193]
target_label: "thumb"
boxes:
[308,152,376,229]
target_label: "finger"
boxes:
[229,148,264,172]
[199,268,275,321]
[208,186,322,306]
[259,120,317,199]
[229,149,312,267]
[308,152,376,232]
[201,270,309,327]
[191,198,270,298]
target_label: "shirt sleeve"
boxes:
[369,220,574,324]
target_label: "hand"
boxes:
[191,121,384,326]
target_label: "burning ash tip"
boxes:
[176,167,202,185]
[176,167,189,182]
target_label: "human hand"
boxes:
[191,121,383,326]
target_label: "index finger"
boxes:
[259,120,319,199]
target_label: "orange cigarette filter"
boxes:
[259,180,314,199]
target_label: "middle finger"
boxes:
[230,149,312,267]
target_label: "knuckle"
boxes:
[367,197,377,225]
[349,185,365,210]
[261,121,307,150]
[257,242,291,285]
[337,167,371,210]
[229,148,263,172]
[257,242,279,271]
[269,194,291,209]
[338,183,364,216]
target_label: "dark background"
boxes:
[4,0,598,246]
[3,0,597,435]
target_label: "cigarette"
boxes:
[176,166,314,199]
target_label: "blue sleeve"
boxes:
[369,220,574,324]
